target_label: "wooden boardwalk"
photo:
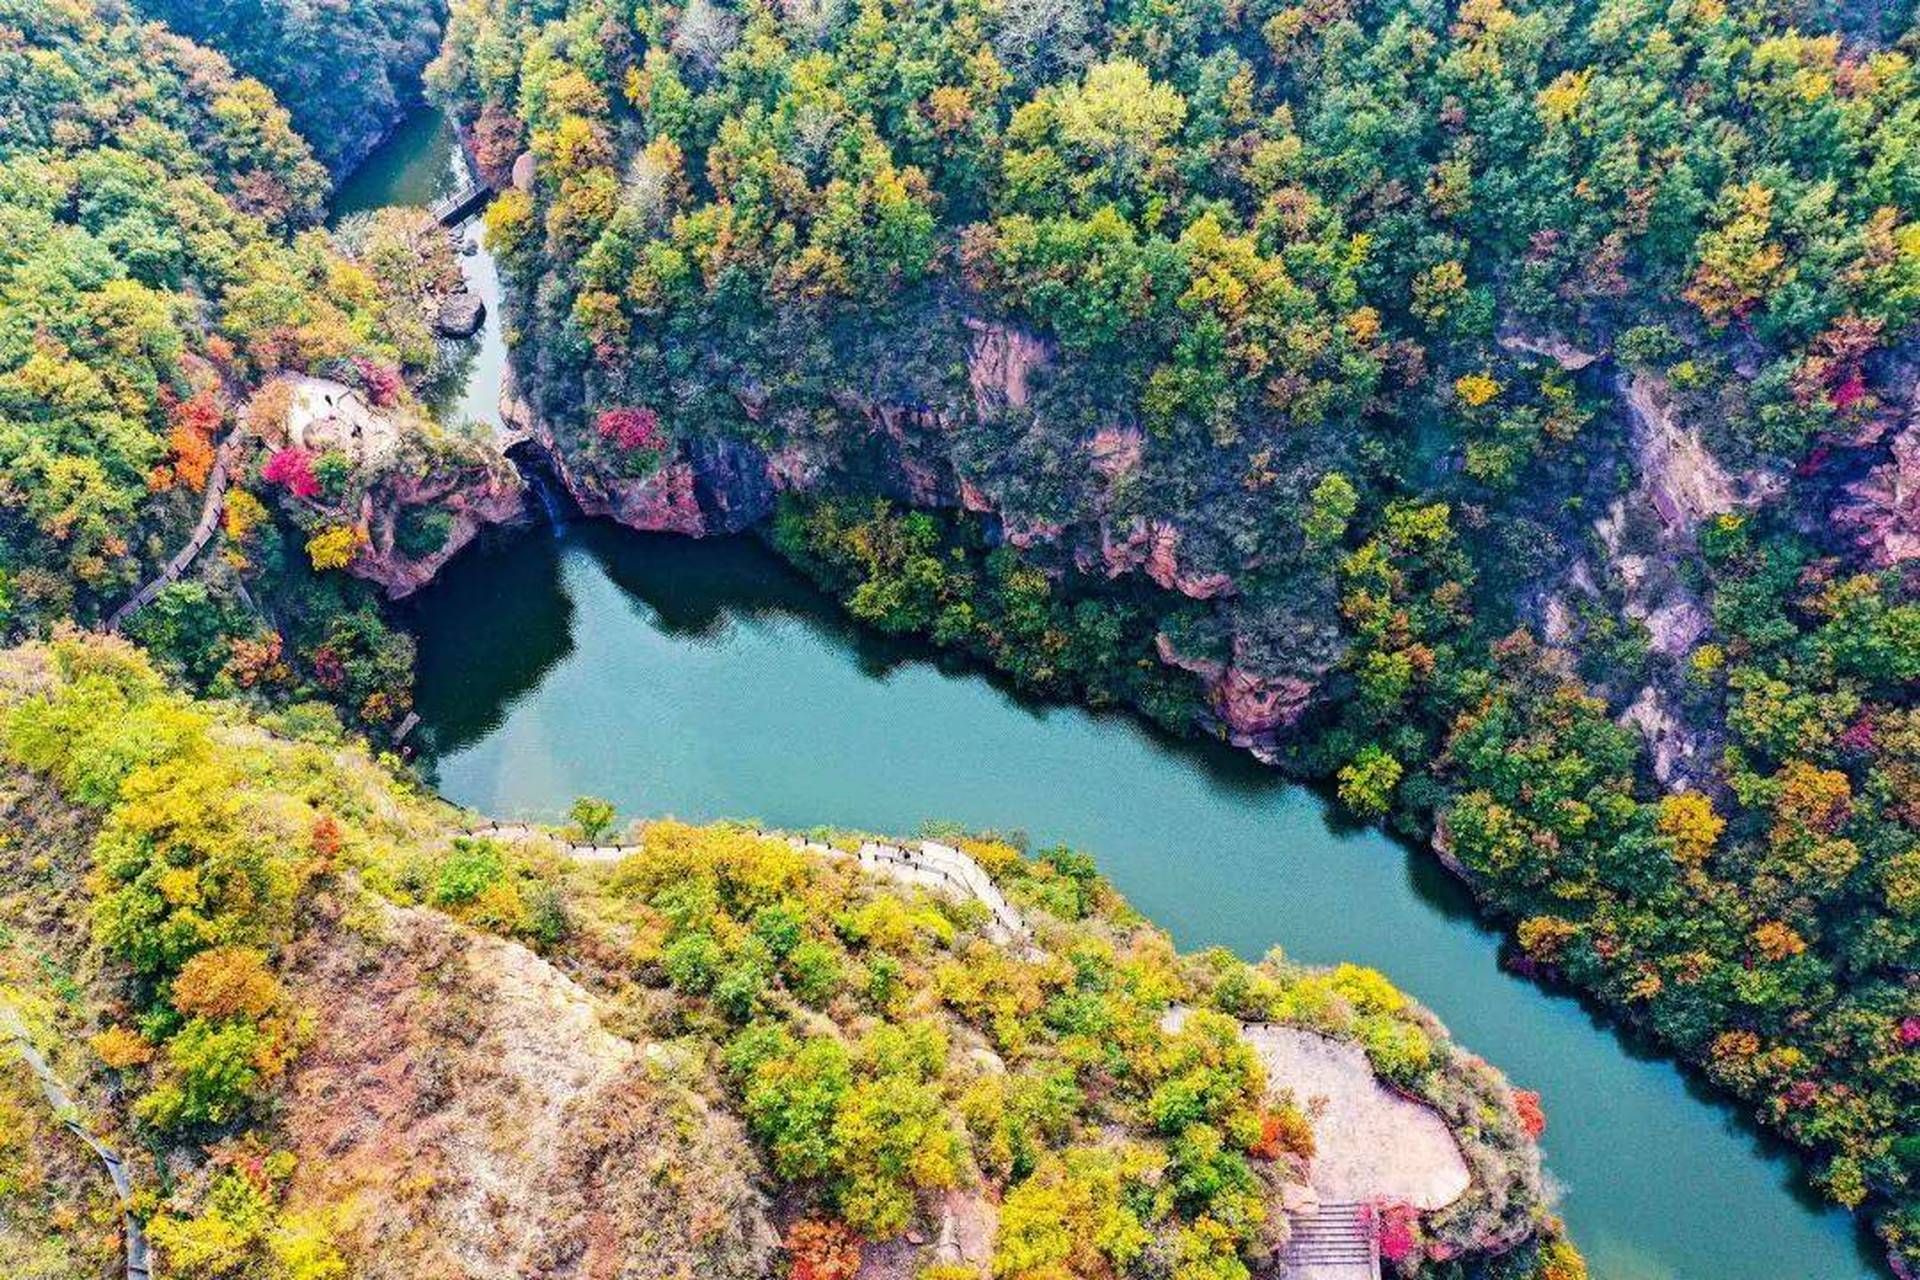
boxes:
[105,429,242,633]
[2,1005,151,1280]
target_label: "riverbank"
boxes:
[348,108,1891,1280]
[404,521,1887,1280]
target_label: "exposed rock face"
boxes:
[1088,423,1143,481]
[1099,519,1235,599]
[282,898,776,1280]
[689,434,778,533]
[1212,665,1316,755]
[1620,370,1781,536]
[354,465,527,598]
[1619,684,1712,788]
[435,290,486,338]
[1836,424,1920,565]
[1159,629,1327,755]
[1497,328,1600,371]
[964,318,1050,415]
[571,459,707,536]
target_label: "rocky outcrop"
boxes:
[1618,684,1712,788]
[1088,423,1143,481]
[1836,424,1920,565]
[964,318,1050,416]
[1620,371,1782,537]
[1096,519,1235,599]
[355,465,528,598]
[1157,631,1314,755]
[1211,664,1316,755]
[1497,328,1600,371]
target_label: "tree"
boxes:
[570,795,618,841]
[1337,746,1403,818]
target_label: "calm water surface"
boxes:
[350,111,1886,1280]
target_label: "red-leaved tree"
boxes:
[596,405,665,454]
[263,447,319,499]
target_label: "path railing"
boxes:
[2,1005,151,1280]
[105,428,244,634]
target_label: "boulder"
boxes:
[435,290,486,338]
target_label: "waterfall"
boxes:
[504,442,573,537]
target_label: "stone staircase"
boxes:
[1279,1201,1379,1279]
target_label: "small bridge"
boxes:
[430,181,494,228]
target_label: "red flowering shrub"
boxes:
[784,1219,859,1280]
[1364,1201,1422,1269]
[596,405,665,453]
[1512,1088,1547,1139]
[310,815,343,860]
[263,446,319,499]
[353,357,403,407]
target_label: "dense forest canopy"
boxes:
[0,0,1914,1273]
[131,0,449,175]
[0,0,512,739]
[425,0,1920,1266]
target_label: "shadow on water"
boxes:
[400,517,1888,1280]
[354,105,1888,1280]
[398,531,576,754]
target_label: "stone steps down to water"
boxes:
[1280,1201,1379,1280]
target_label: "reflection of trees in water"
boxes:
[404,531,575,758]
[416,336,481,424]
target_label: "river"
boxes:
[343,109,1887,1280]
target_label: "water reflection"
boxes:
[351,107,1887,1280]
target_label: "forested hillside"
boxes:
[426,0,1920,1265]
[0,632,1573,1279]
[0,0,525,735]
[131,0,448,176]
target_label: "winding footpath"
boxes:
[449,821,1033,943]
[453,819,1402,1277]
[105,430,243,634]
[1,1004,151,1279]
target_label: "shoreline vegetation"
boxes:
[2,631,1572,1279]
[419,0,1920,1266]
[0,0,1911,1275]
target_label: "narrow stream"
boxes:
[346,109,1887,1280]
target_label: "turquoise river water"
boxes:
[343,110,1887,1280]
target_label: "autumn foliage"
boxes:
[263,446,320,499]
[784,1219,861,1280]
[595,405,665,453]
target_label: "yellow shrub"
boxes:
[305,525,364,571]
